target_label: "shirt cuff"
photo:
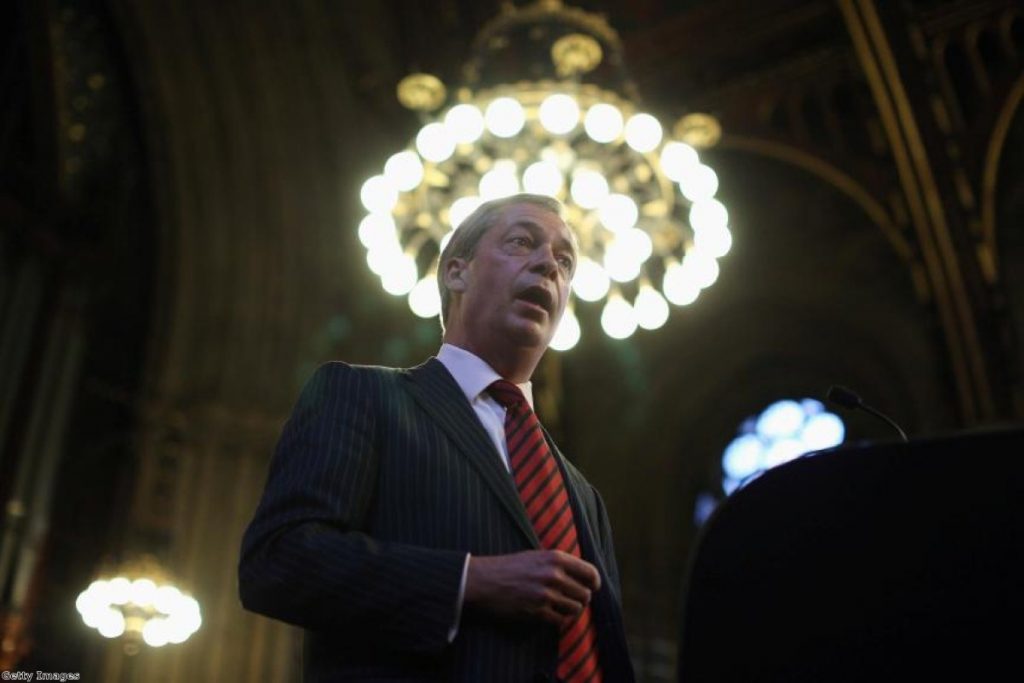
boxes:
[447,553,471,643]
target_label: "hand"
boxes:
[463,550,601,626]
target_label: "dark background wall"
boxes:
[1,0,1022,680]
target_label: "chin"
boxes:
[504,321,551,349]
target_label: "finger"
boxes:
[538,605,568,626]
[552,574,592,606]
[547,591,584,619]
[539,556,592,604]
[557,555,602,592]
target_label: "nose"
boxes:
[529,243,559,279]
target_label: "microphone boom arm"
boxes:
[827,384,909,443]
[859,402,909,443]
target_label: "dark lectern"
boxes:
[678,427,1024,682]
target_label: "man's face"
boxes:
[448,202,577,356]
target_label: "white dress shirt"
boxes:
[435,343,535,641]
[437,343,535,472]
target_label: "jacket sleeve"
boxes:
[237,362,467,655]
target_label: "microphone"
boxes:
[826,385,909,443]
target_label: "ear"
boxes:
[443,256,470,293]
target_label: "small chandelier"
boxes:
[358,0,730,350]
[75,555,202,653]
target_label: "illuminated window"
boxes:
[694,399,845,525]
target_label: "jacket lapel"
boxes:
[402,358,540,549]
[543,429,635,681]
[542,428,607,576]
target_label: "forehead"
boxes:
[493,203,577,250]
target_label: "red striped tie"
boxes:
[488,380,602,683]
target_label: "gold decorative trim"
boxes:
[839,0,992,420]
[721,134,913,265]
[981,72,1024,274]
[396,73,447,112]
[472,0,622,56]
[674,113,722,150]
[551,33,602,76]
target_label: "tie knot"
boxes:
[487,380,527,410]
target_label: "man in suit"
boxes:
[239,194,634,682]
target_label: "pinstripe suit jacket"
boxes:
[239,358,634,682]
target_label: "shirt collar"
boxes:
[437,343,535,409]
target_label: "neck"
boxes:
[442,334,542,383]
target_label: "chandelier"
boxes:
[75,555,202,653]
[357,0,731,350]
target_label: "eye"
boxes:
[557,255,574,270]
[509,235,533,248]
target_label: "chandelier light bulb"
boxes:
[689,198,729,232]
[97,609,126,639]
[130,578,157,607]
[601,294,638,339]
[167,615,194,645]
[77,584,104,620]
[485,97,526,138]
[153,585,182,615]
[166,619,191,645]
[444,103,486,144]
[479,162,520,200]
[380,253,419,295]
[549,307,581,351]
[448,196,482,229]
[166,614,192,645]
[663,261,701,305]
[77,580,104,611]
[603,239,643,282]
[683,249,720,289]
[366,241,404,276]
[107,577,131,605]
[660,141,700,182]
[80,605,100,628]
[694,223,733,258]
[522,160,564,197]
[619,227,653,262]
[415,122,457,163]
[570,169,609,209]
[584,103,624,143]
[679,163,720,202]
[360,175,399,214]
[383,151,424,191]
[571,257,611,301]
[597,193,639,233]
[162,595,201,644]
[358,213,398,250]
[539,93,580,135]
[143,619,169,647]
[408,276,441,318]
[624,113,663,153]
[635,284,670,330]
[102,608,124,635]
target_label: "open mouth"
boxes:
[515,286,554,315]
